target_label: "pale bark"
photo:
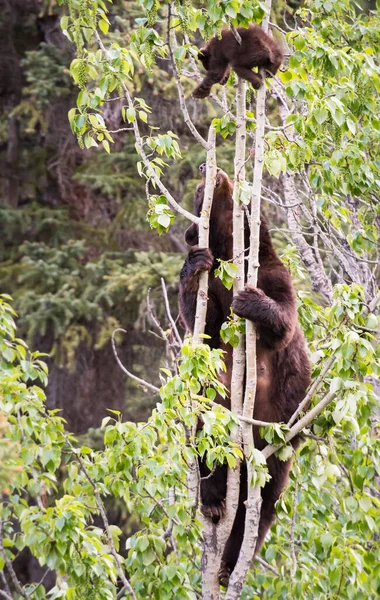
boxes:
[201,80,247,599]
[193,126,217,344]
[190,126,217,538]
[230,73,248,532]
[225,5,272,597]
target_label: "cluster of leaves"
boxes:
[0,296,247,599]
[240,278,380,599]
[265,0,380,259]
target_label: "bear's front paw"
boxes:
[188,247,214,274]
[201,500,226,521]
[232,285,264,319]
[192,86,210,99]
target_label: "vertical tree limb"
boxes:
[193,126,217,344]
[226,5,273,597]
[189,127,217,594]
[200,80,247,600]
[231,77,248,417]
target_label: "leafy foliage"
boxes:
[1,0,380,597]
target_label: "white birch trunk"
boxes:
[226,3,272,597]
[193,126,217,344]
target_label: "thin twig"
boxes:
[108,127,134,133]
[230,25,242,45]
[111,329,160,393]
[255,555,280,577]
[0,572,12,599]
[161,278,183,347]
[30,570,50,595]
[290,473,299,577]
[206,400,273,427]
[167,4,208,149]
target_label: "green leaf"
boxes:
[320,532,333,548]
[331,109,345,127]
[142,549,155,566]
[346,118,356,135]
[102,140,111,154]
[294,36,306,50]
[157,213,171,228]
[99,20,109,35]
[127,107,136,123]
[84,135,98,149]
[314,107,328,125]
[139,111,148,123]
[173,47,186,61]
[225,5,237,17]
[60,16,69,31]
[279,70,293,83]
[277,445,293,461]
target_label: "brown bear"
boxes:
[193,24,283,99]
[179,165,311,585]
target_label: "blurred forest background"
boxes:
[0,0,207,432]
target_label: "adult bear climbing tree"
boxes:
[179,165,311,585]
[192,24,283,99]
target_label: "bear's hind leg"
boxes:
[233,65,263,89]
[193,59,229,98]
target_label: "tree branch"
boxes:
[167,5,209,149]
[111,328,160,393]
[94,30,198,224]
[201,80,246,599]
[161,278,183,347]
[290,473,299,577]
[263,390,336,460]
[255,555,280,577]
[287,354,335,427]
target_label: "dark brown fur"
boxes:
[193,24,283,99]
[179,166,311,584]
